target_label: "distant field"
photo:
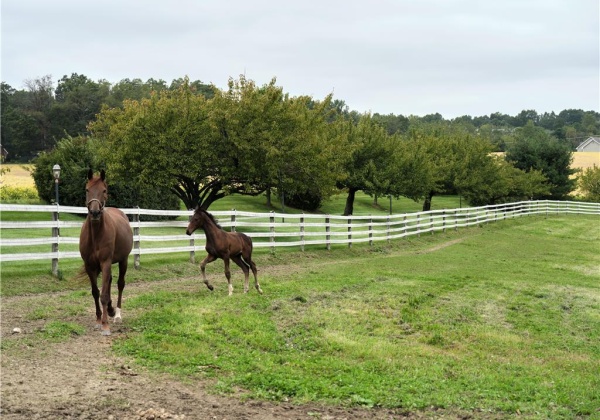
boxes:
[572,152,600,170]
[0,164,35,188]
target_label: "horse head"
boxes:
[186,206,207,235]
[86,169,107,222]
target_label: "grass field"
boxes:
[2,211,598,417]
[111,215,600,417]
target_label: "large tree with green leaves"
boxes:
[505,121,576,199]
[337,114,394,215]
[90,76,350,210]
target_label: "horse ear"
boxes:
[87,168,94,180]
[100,169,106,181]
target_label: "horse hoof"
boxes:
[113,308,122,323]
[207,285,214,291]
[101,329,111,336]
[257,287,264,295]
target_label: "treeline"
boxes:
[1,73,599,162]
[23,75,597,214]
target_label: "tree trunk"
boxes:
[343,188,358,216]
[266,188,272,207]
[422,191,434,212]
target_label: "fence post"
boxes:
[133,208,141,269]
[231,208,236,232]
[326,216,331,251]
[347,216,352,248]
[270,211,275,254]
[369,216,373,246]
[51,205,59,277]
[442,211,446,233]
[430,213,434,234]
[387,215,391,243]
[300,214,305,252]
[188,212,195,264]
[454,209,458,231]
[417,214,421,237]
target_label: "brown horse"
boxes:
[79,169,133,335]
[186,207,262,296]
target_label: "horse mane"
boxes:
[196,207,222,229]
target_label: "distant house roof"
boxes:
[576,136,600,152]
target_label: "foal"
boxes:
[186,207,262,296]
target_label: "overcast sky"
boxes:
[1,0,598,118]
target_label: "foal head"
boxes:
[86,169,107,222]
[186,207,218,235]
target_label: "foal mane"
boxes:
[196,207,222,229]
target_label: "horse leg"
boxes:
[200,254,217,291]
[114,259,128,323]
[99,262,113,336]
[232,255,250,293]
[223,257,234,296]
[106,274,116,318]
[87,267,102,329]
[249,260,263,294]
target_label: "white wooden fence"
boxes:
[1,200,599,275]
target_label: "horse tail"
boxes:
[74,265,90,284]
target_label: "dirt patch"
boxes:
[1,251,490,419]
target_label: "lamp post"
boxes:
[51,164,61,277]
[52,164,61,204]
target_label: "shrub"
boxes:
[31,135,181,219]
[281,190,323,212]
[0,186,40,202]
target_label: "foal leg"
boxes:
[249,260,263,294]
[200,254,217,291]
[232,255,250,293]
[114,259,127,323]
[223,257,234,296]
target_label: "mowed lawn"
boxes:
[112,215,599,418]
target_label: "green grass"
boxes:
[2,195,599,417]
[109,215,599,417]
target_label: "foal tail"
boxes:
[239,233,254,268]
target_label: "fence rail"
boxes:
[1,200,599,274]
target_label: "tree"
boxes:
[90,76,350,210]
[210,76,350,212]
[505,121,576,199]
[337,114,393,215]
[576,165,600,202]
[1,83,40,161]
[22,76,55,153]
[460,157,550,205]
[51,73,110,137]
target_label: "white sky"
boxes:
[1,0,598,118]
